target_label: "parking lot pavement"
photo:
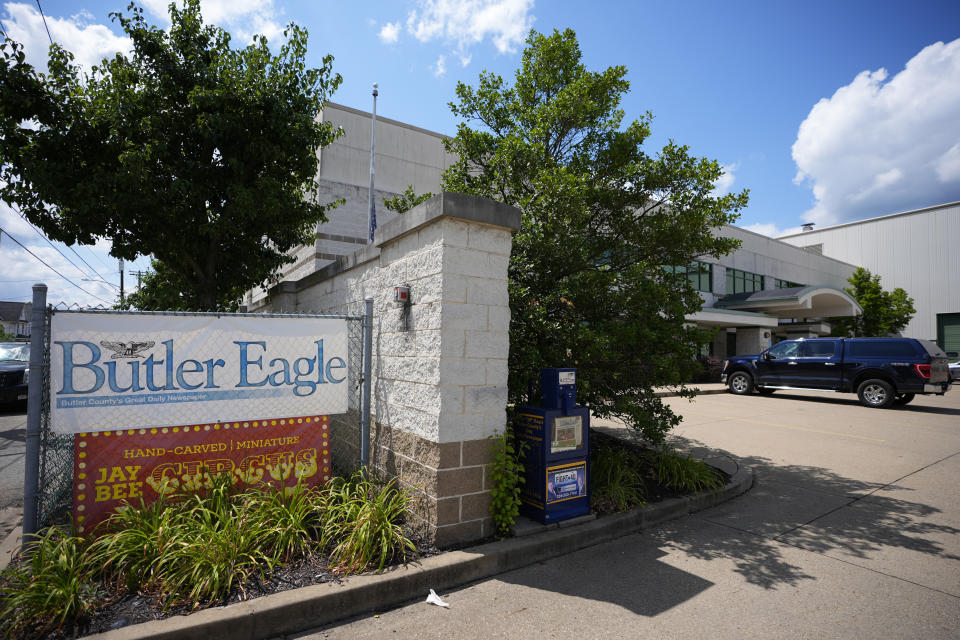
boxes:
[301,390,960,639]
[0,406,26,510]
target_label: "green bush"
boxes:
[0,527,99,638]
[648,447,724,493]
[321,472,417,574]
[1,472,421,629]
[487,427,528,538]
[590,441,646,512]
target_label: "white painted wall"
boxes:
[779,202,960,340]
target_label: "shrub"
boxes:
[0,527,99,638]
[590,441,646,512]
[487,426,528,538]
[320,472,417,574]
[648,447,724,493]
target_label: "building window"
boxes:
[665,261,712,292]
[726,268,764,294]
[774,278,802,289]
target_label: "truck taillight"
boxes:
[913,364,931,379]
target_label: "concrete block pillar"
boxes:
[263,193,521,548]
[736,327,773,355]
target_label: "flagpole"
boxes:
[368,83,378,244]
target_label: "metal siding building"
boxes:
[779,201,960,345]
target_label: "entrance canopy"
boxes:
[712,286,861,319]
[687,308,779,328]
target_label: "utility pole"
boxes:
[128,270,145,289]
[119,258,125,306]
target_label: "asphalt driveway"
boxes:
[300,389,960,639]
[0,404,26,541]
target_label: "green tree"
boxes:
[832,267,915,337]
[121,258,244,311]
[0,1,342,310]
[383,185,434,214]
[442,29,747,443]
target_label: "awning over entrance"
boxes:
[686,308,779,328]
[712,286,862,318]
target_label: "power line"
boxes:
[0,224,112,304]
[65,243,116,288]
[15,212,97,281]
[34,0,52,45]
[1,19,10,38]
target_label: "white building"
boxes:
[779,201,960,353]
[247,103,453,308]
[251,103,960,358]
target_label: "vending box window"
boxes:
[515,368,590,524]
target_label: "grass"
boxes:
[0,471,418,637]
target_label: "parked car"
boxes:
[0,342,30,406]
[950,360,960,382]
[721,337,951,409]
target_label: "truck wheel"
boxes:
[894,393,915,405]
[857,379,895,409]
[728,371,754,395]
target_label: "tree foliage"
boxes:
[442,29,747,443]
[0,1,342,310]
[383,185,434,214]
[121,259,243,312]
[832,267,915,337]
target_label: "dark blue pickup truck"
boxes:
[721,337,952,408]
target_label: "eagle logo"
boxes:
[99,341,156,359]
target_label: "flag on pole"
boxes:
[368,83,378,243]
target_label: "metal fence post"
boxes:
[23,283,47,540]
[360,296,373,471]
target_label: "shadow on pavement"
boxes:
[497,537,714,617]
[660,434,960,590]
[750,392,960,416]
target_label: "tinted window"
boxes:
[846,340,918,358]
[918,339,946,358]
[768,341,799,358]
[800,341,836,357]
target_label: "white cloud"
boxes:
[138,0,285,44]
[710,162,738,197]
[405,0,534,66]
[379,21,400,44]
[0,201,123,307]
[935,143,960,183]
[792,37,960,226]
[433,54,447,78]
[2,2,131,70]
[739,222,804,238]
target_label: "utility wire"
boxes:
[1,19,10,38]
[0,224,112,304]
[65,242,116,288]
[35,0,53,45]
[15,212,97,281]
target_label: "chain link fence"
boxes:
[31,301,369,531]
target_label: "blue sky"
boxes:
[2,0,959,306]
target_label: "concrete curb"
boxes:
[86,462,753,640]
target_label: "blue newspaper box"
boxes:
[515,368,590,524]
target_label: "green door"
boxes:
[938,313,960,355]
